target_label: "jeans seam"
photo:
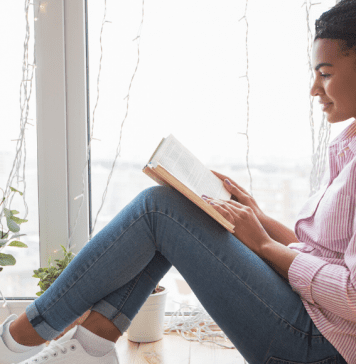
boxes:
[113,268,146,319]
[151,211,324,339]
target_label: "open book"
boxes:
[142,134,235,233]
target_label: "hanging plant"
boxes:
[0,187,28,272]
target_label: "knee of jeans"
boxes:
[141,185,175,204]
[138,185,179,216]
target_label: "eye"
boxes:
[320,74,331,78]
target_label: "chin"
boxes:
[326,113,348,124]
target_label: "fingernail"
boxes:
[210,201,215,205]
[225,179,231,186]
[202,194,209,199]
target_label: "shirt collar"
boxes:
[329,119,356,147]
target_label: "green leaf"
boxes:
[3,208,12,219]
[10,216,28,225]
[8,241,28,248]
[36,272,47,279]
[6,218,20,233]
[0,239,9,247]
[0,253,16,266]
[10,187,23,196]
[10,210,20,215]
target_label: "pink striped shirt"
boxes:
[288,119,356,364]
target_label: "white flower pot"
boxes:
[127,286,168,343]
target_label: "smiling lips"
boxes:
[320,102,333,111]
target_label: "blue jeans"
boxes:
[26,186,346,364]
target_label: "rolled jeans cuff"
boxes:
[91,299,132,334]
[26,301,62,341]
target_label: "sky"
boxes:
[1,0,352,172]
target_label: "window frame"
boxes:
[3,0,90,311]
[34,0,90,268]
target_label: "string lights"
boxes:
[303,0,332,197]
[69,0,145,249]
[236,1,251,361]
[163,302,235,349]
[238,0,253,198]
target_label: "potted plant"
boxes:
[0,187,29,273]
[127,284,168,343]
[32,244,90,345]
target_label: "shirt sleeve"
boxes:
[288,231,356,323]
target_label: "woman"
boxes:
[1,1,355,363]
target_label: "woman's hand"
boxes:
[211,170,265,222]
[202,195,273,256]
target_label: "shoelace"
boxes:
[23,341,75,363]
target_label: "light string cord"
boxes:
[0,0,36,308]
[164,302,235,349]
[67,0,145,252]
[309,1,340,194]
[238,0,253,198]
[90,0,144,238]
[238,3,251,361]
[302,0,331,197]
[310,113,331,195]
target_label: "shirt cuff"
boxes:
[288,253,328,304]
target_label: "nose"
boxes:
[310,76,324,97]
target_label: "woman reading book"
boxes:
[1,1,356,363]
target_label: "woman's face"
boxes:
[310,38,356,124]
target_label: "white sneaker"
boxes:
[16,325,120,364]
[0,314,47,364]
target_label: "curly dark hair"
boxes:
[314,0,356,58]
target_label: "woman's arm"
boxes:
[259,214,299,247]
[258,240,299,280]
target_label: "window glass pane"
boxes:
[0,2,39,298]
[87,0,350,311]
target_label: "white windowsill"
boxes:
[0,300,174,322]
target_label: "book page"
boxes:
[150,134,231,201]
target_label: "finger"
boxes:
[203,195,244,210]
[208,200,235,225]
[211,170,228,181]
[223,179,247,203]
[209,198,242,217]
[211,170,247,194]
[201,195,212,203]
[226,198,245,208]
